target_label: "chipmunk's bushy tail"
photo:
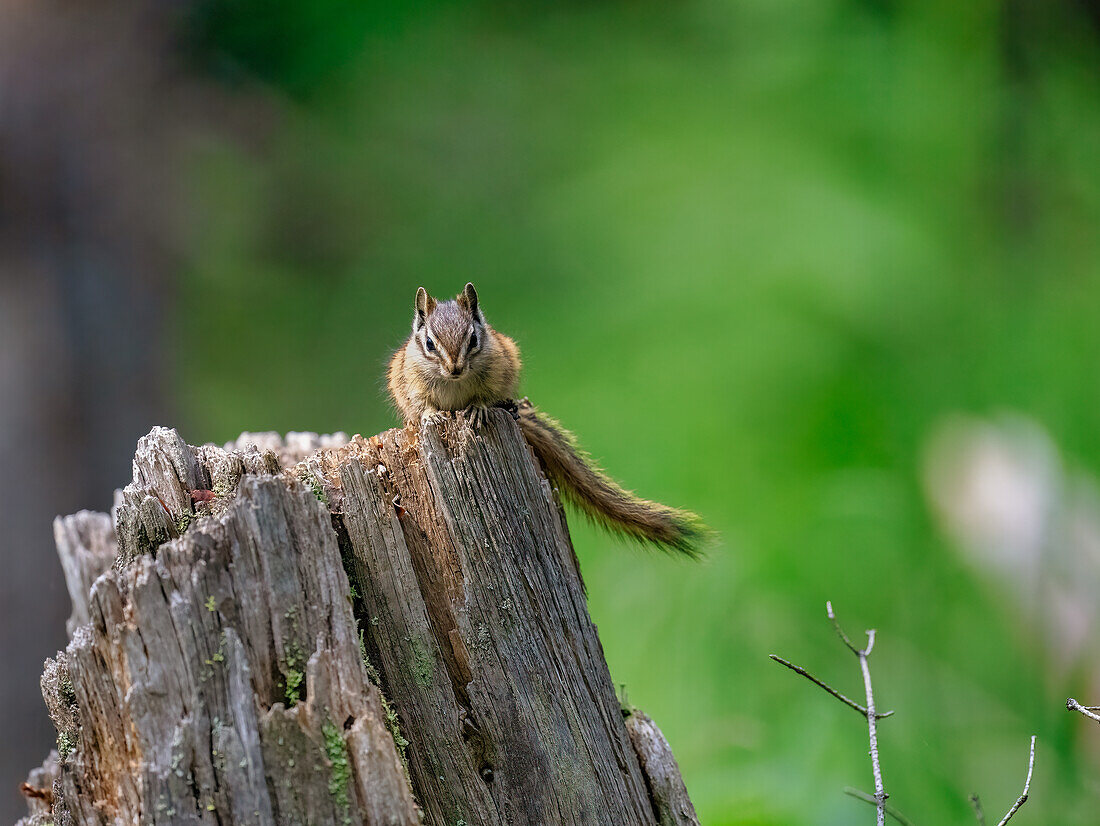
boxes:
[516,401,709,558]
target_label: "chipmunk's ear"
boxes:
[459,282,482,322]
[414,287,436,330]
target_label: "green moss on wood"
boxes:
[297,469,329,505]
[359,630,410,772]
[284,668,304,706]
[175,512,193,534]
[322,719,352,824]
[59,672,76,708]
[57,731,75,761]
[279,639,307,706]
[410,636,433,689]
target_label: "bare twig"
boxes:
[776,602,1038,826]
[827,602,889,825]
[827,599,862,655]
[775,602,889,825]
[850,621,888,826]
[769,655,894,719]
[844,788,914,826]
[1067,698,1100,724]
[969,793,986,826]
[993,736,1036,826]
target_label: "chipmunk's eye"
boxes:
[469,331,478,350]
[425,336,436,353]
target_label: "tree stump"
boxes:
[17,411,698,826]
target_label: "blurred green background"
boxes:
[5,0,1100,823]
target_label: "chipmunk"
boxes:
[387,283,708,557]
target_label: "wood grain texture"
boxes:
[328,409,657,826]
[18,415,696,825]
[625,711,701,826]
[53,511,116,637]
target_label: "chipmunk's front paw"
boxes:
[494,398,521,420]
[420,408,447,427]
[463,404,488,428]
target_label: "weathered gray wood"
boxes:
[625,711,701,826]
[53,512,116,637]
[324,410,658,826]
[19,416,697,825]
[30,431,417,826]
